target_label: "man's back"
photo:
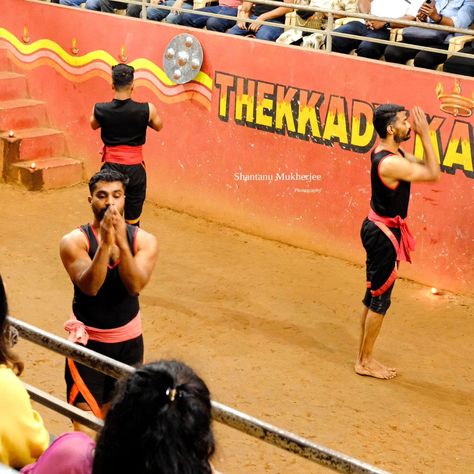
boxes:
[94,98,149,146]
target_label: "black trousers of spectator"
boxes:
[100,0,128,12]
[443,41,474,77]
[384,42,449,70]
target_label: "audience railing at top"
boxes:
[8,316,390,474]
[38,0,474,64]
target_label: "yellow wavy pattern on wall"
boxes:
[0,27,213,90]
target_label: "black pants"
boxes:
[102,162,147,225]
[443,41,474,77]
[100,0,128,12]
[65,335,143,408]
[384,42,449,70]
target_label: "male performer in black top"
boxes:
[91,63,163,226]
[60,169,158,429]
[358,105,440,379]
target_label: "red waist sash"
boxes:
[64,312,142,344]
[101,145,143,165]
[368,209,416,263]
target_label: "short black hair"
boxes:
[93,360,215,474]
[373,104,407,138]
[112,63,134,90]
[88,169,129,194]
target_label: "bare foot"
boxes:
[372,358,397,375]
[355,361,397,379]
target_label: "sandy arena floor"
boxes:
[1,183,473,474]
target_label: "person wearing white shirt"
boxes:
[330,0,424,58]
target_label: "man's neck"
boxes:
[114,90,132,100]
[378,138,400,155]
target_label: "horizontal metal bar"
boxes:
[24,382,103,431]
[9,317,134,379]
[212,401,390,474]
[9,316,388,473]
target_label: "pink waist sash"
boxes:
[368,209,416,263]
[101,145,143,165]
[64,312,142,345]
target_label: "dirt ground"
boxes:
[1,183,473,474]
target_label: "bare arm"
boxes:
[387,15,416,29]
[148,103,163,132]
[358,0,371,14]
[59,229,111,296]
[249,0,292,31]
[380,107,440,184]
[111,207,158,295]
[90,105,100,130]
[417,1,455,27]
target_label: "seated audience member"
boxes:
[59,0,101,9]
[227,0,293,41]
[100,0,132,13]
[277,0,358,48]
[384,1,474,70]
[330,0,424,59]
[21,360,221,474]
[178,0,242,32]
[443,39,474,76]
[0,275,50,470]
[127,0,194,24]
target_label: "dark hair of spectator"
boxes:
[373,104,407,138]
[88,169,129,194]
[92,360,215,474]
[112,63,135,90]
[0,275,23,375]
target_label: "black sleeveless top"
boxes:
[370,148,411,219]
[94,99,149,146]
[72,223,139,329]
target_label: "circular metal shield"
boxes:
[163,34,203,84]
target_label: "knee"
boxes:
[206,18,226,31]
[357,43,383,59]
[126,5,142,17]
[413,53,441,70]
[369,295,391,315]
[384,46,405,63]
[256,29,280,42]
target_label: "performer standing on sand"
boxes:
[357,104,440,380]
[60,169,158,429]
[91,63,163,226]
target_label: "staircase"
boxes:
[0,48,83,191]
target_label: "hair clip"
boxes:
[166,387,177,402]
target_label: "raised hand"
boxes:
[411,106,430,137]
[99,206,115,247]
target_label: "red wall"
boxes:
[1,0,473,294]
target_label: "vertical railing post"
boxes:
[326,12,333,53]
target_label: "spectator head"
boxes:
[0,275,23,375]
[93,360,215,474]
[373,104,409,140]
[111,63,135,91]
[88,169,129,195]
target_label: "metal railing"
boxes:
[38,0,474,61]
[8,316,389,474]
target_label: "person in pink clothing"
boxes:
[21,432,94,474]
[21,360,221,474]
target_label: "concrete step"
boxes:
[9,157,83,190]
[0,99,48,131]
[0,72,28,100]
[0,127,66,161]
